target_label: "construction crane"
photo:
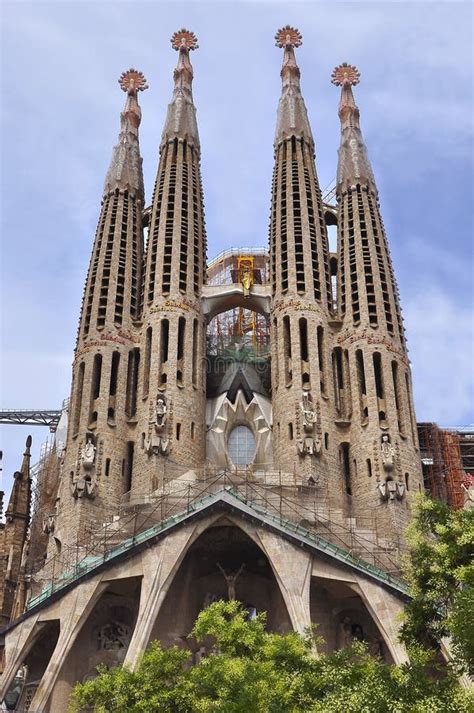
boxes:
[0,409,62,432]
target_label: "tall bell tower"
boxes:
[269,27,333,484]
[331,63,422,527]
[53,70,148,550]
[133,30,207,493]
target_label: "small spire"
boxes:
[274,26,314,148]
[103,68,148,198]
[332,63,376,195]
[161,29,200,150]
[20,435,32,476]
[5,436,32,522]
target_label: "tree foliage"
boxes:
[70,600,472,713]
[400,494,474,674]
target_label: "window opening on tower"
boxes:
[89,353,103,426]
[143,327,152,397]
[159,319,169,386]
[177,317,186,385]
[373,352,387,427]
[356,349,368,425]
[283,316,292,386]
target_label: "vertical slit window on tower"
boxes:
[97,191,119,329]
[367,458,372,478]
[357,187,378,327]
[130,198,140,320]
[191,158,202,296]
[291,143,305,293]
[391,360,405,435]
[347,191,360,323]
[303,164,321,301]
[177,316,186,385]
[280,145,288,292]
[373,352,387,425]
[192,318,198,387]
[299,317,310,388]
[143,327,152,398]
[148,155,166,303]
[124,441,134,493]
[273,318,279,385]
[179,156,189,293]
[162,141,178,295]
[355,349,368,424]
[405,372,417,445]
[114,193,128,325]
[159,318,169,385]
[88,353,103,425]
[73,362,85,436]
[125,348,140,419]
[332,348,351,421]
[338,199,346,315]
[317,326,326,395]
[105,458,111,477]
[283,315,292,386]
[84,196,108,336]
[340,443,351,495]
[270,162,278,295]
[107,351,120,423]
[367,193,395,334]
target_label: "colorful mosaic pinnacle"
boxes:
[118,68,149,94]
[171,28,199,51]
[275,25,302,49]
[331,62,360,87]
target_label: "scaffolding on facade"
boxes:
[206,248,270,356]
[417,423,466,509]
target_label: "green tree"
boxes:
[400,494,474,674]
[70,600,472,713]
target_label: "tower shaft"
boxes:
[270,28,333,481]
[133,30,207,491]
[54,71,148,551]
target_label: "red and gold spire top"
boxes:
[161,29,200,150]
[332,63,376,195]
[274,25,314,149]
[103,68,148,198]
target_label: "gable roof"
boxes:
[2,488,408,634]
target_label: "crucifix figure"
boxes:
[217,562,245,600]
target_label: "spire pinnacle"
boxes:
[274,26,313,148]
[332,63,376,195]
[161,29,200,150]
[103,68,148,198]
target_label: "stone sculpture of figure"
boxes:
[155,397,167,430]
[146,394,170,455]
[97,621,130,650]
[380,434,395,470]
[301,392,315,432]
[81,436,96,470]
[217,562,245,601]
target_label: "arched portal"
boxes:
[150,524,293,657]
[47,576,142,712]
[310,577,394,663]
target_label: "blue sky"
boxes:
[1,1,473,500]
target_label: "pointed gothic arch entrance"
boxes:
[149,523,292,656]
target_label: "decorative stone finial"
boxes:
[332,62,376,194]
[25,435,32,450]
[275,25,302,49]
[171,29,198,51]
[331,62,360,87]
[160,29,200,150]
[118,68,149,95]
[273,25,313,148]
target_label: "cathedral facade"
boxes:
[0,27,424,712]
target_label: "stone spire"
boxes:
[5,435,31,523]
[161,29,200,151]
[0,436,32,624]
[103,68,148,198]
[332,63,376,195]
[274,25,313,149]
